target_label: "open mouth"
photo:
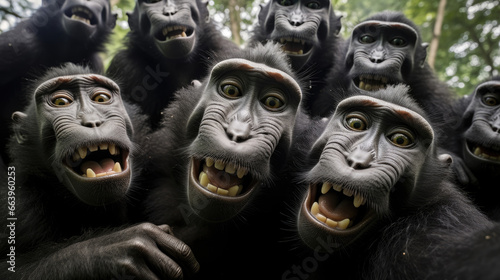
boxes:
[193,157,256,197]
[65,6,97,25]
[276,37,312,55]
[354,75,392,91]
[155,25,194,42]
[467,141,500,162]
[306,182,369,230]
[64,142,129,178]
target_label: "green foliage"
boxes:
[1,0,498,96]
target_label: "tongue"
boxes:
[203,164,243,189]
[318,192,358,221]
[80,158,115,174]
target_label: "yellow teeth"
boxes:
[358,75,389,91]
[473,146,500,161]
[78,147,87,159]
[199,157,249,197]
[312,183,368,229]
[113,162,122,173]
[99,143,108,150]
[311,202,351,230]
[162,26,188,39]
[86,168,96,178]
[109,144,116,155]
[199,172,209,187]
[204,182,243,197]
[321,182,331,194]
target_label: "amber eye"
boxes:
[482,96,498,106]
[261,94,285,111]
[359,35,375,44]
[92,92,112,103]
[388,132,414,147]
[306,1,321,9]
[390,37,407,47]
[279,0,294,6]
[51,95,73,107]
[221,84,242,99]
[345,115,367,131]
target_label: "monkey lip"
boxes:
[193,157,256,197]
[63,142,130,179]
[64,6,98,26]
[276,37,312,56]
[353,75,393,91]
[465,140,500,163]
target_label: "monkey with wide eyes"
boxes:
[313,11,455,123]
[131,43,303,279]
[445,76,500,220]
[249,0,346,116]
[1,64,199,280]
[280,86,492,279]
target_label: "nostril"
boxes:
[226,120,251,143]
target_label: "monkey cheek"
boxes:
[63,166,131,206]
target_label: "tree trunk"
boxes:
[228,0,241,45]
[428,0,447,69]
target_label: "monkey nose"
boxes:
[289,13,303,26]
[346,147,374,169]
[81,114,103,128]
[226,120,251,142]
[369,50,385,63]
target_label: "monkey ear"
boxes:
[420,43,429,67]
[191,80,202,88]
[438,153,453,167]
[110,13,118,29]
[12,112,28,144]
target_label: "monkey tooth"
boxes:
[471,145,500,161]
[310,182,367,230]
[197,157,248,197]
[68,142,126,178]
[357,75,390,91]
[278,37,308,55]
[70,7,93,25]
[161,26,188,40]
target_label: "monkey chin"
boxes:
[297,182,378,252]
[187,158,259,222]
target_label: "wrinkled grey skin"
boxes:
[185,58,303,221]
[60,0,117,40]
[12,73,134,206]
[297,87,438,250]
[254,0,342,70]
[345,20,423,90]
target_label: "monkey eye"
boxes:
[388,131,414,147]
[145,0,161,3]
[306,1,321,9]
[261,93,285,111]
[220,83,242,99]
[390,37,407,47]
[92,92,112,104]
[482,95,498,106]
[359,35,375,44]
[51,93,73,107]
[279,0,294,6]
[345,114,368,131]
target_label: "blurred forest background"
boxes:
[0,0,498,96]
